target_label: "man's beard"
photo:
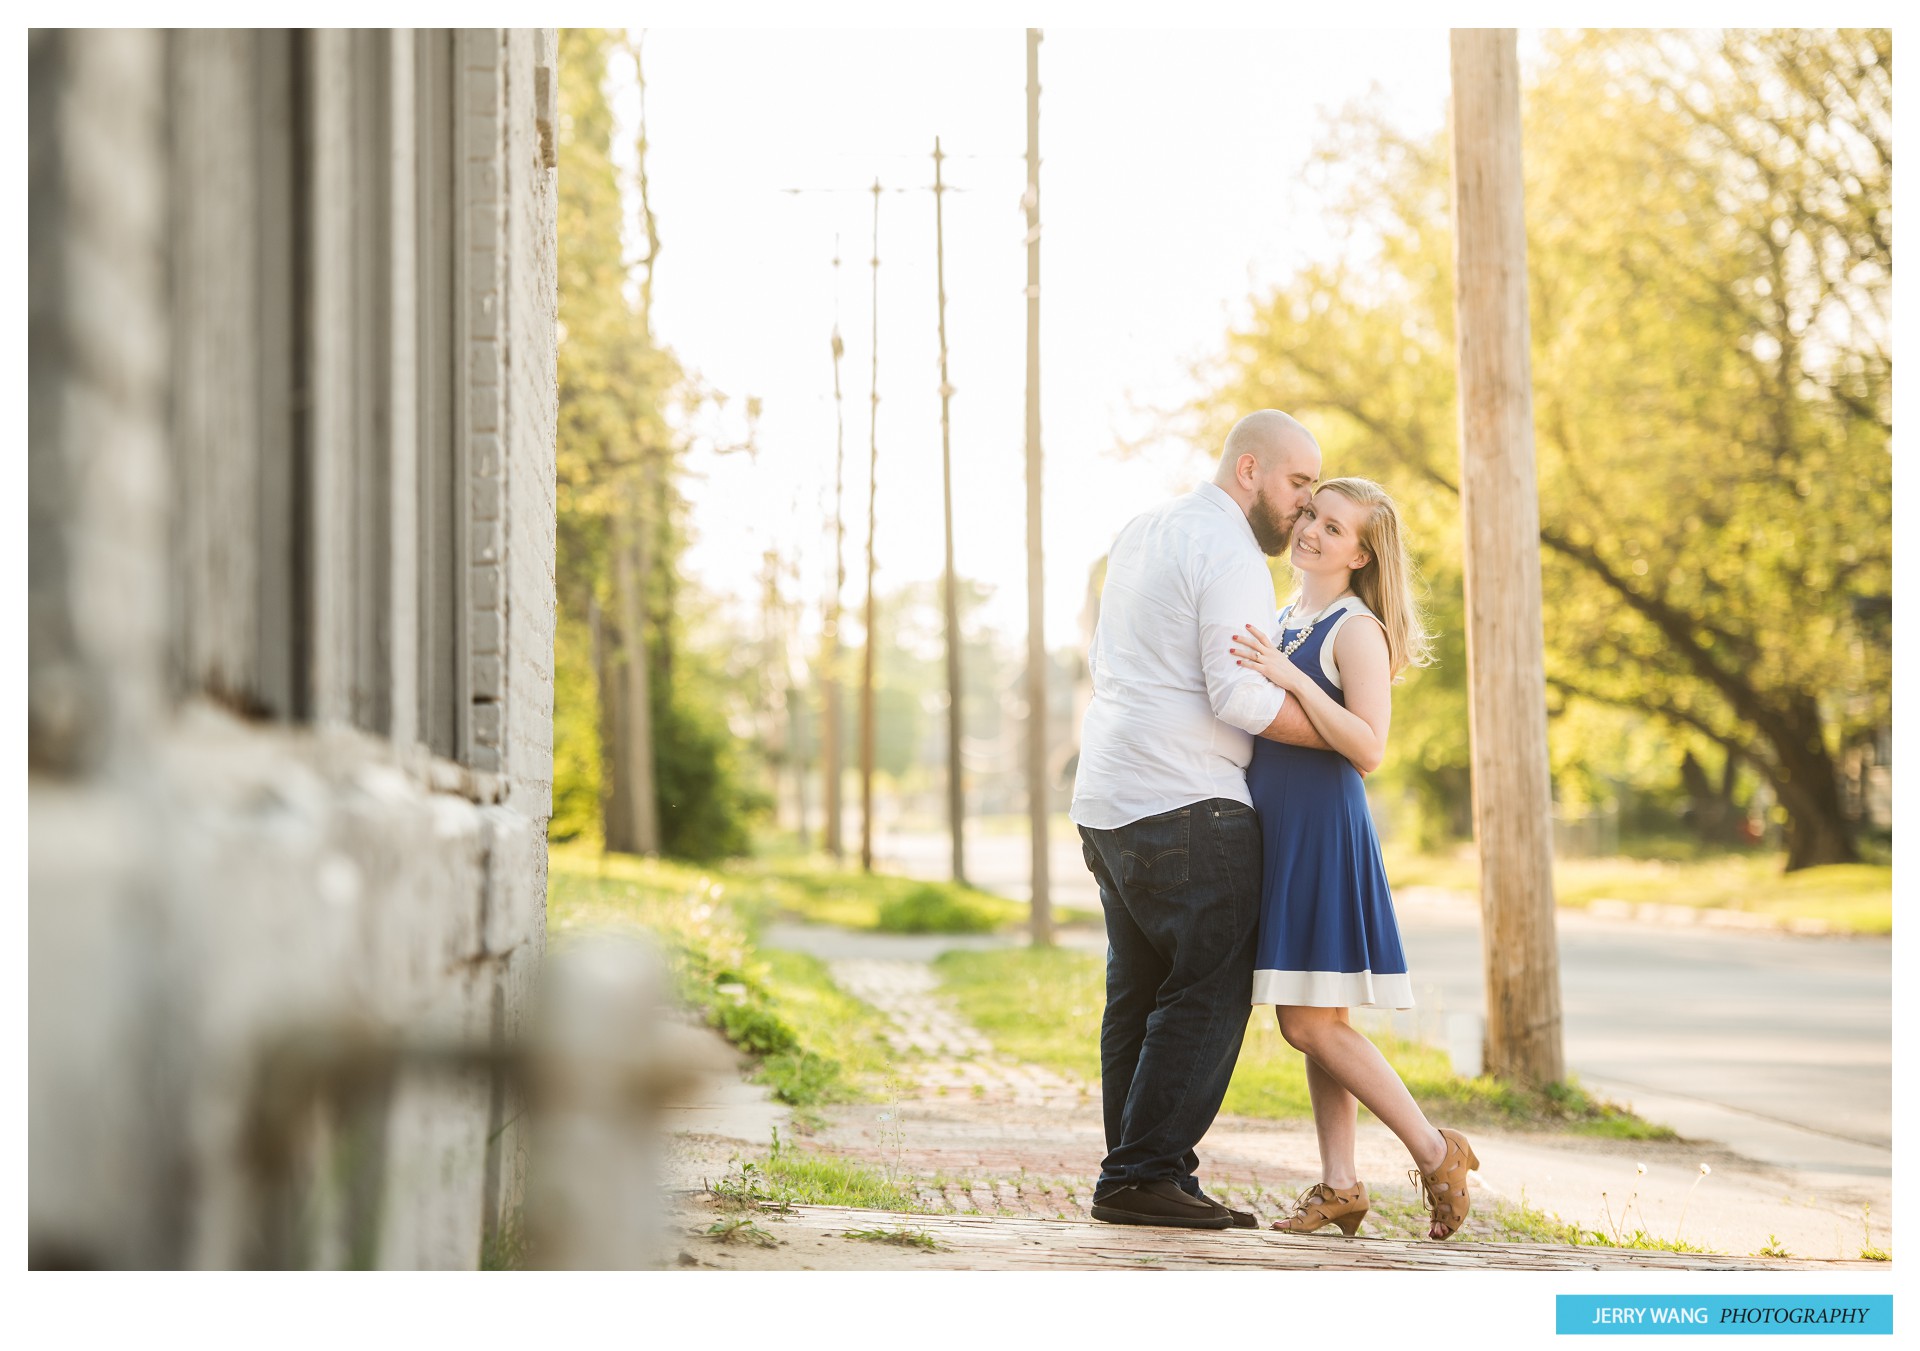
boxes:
[1248,492,1295,556]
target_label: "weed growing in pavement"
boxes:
[729,1126,921,1212]
[708,1153,796,1213]
[1674,1162,1711,1245]
[1598,1163,1655,1245]
[871,1076,911,1186]
[1594,1160,1726,1253]
[1491,1189,1579,1245]
[1490,1186,1718,1255]
[1590,1229,1714,1254]
[705,1217,779,1248]
[1855,1204,1890,1261]
[479,1210,529,1270]
[844,1226,945,1251]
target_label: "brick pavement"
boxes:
[676,1202,1860,1272]
[667,952,1884,1269]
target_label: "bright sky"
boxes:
[611,28,1455,650]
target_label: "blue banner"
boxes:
[1557,1296,1891,1335]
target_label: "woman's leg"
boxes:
[1278,1006,1446,1174]
[1297,1010,1359,1187]
[1303,1055,1359,1187]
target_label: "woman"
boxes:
[1229,477,1478,1241]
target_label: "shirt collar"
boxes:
[1194,480,1259,549]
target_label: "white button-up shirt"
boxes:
[1070,481,1289,829]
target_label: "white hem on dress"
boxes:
[1252,968,1414,1010]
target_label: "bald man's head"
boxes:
[1213,410,1323,555]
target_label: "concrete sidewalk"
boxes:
[665,1199,1859,1272]
[659,986,1890,1268]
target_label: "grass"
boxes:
[933,946,1671,1137]
[548,845,898,1106]
[875,883,1002,934]
[723,852,1099,932]
[843,1226,945,1251]
[478,1212,528,1271]
[709,1130,922,1214]
[1489,1191,1718,1254]
[704,1217,779,1247]
[1857,1205,1888,1261]
[757,948,903,1097]
[1385,845,1891,935]
[759,1148,921,1211]
[931,947,1107,1081]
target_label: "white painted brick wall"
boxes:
[30,28,560,1271]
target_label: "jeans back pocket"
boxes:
[1118,807,1191,895]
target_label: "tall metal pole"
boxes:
[933,137,967,886]
[1023,30,1052,945]
[1448,29,1564,1084]
[822,243,846,860]
[860,178,881,874]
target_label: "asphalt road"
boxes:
[867,827,1893,1183]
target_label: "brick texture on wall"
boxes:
[29,28,560,1271]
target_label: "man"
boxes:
[1071,409,1330,1229]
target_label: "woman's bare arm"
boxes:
[1231,619,1391,773]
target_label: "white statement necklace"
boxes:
[1280,596,1349,657]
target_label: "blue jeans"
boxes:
[1077,799,1261,1197]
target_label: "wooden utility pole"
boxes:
[760,546,798,845]
[1023,29,1052,945]
[591,594,633,850]
[789,581,811,852]
[597,30,665,860]
[613,474,660,855]
[822,244,847,861]
[933,137,968,886]
[860,178,881,873]
[1448,29,1564,1084]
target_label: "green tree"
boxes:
[1204,28,1889,869]
[552,28,766,858]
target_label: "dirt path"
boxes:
[662,944,1888,1270]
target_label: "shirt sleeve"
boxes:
[1196,551,1287,734]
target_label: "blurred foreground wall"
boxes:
[29,28,560,1268]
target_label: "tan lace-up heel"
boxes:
[1410,1127,1478,1240]
[1270,1181,1370,1236]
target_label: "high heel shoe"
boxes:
[1409,1127,1478,1240]
[1269,1181,1370,1236]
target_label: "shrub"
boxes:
[875,883,999,934]
[710,996,800,1058]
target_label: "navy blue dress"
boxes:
[1248,596,1414,1009]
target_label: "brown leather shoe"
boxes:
[1194,1190,1258,1228]
[1090,1179,1233,1229]
[1270,1181,1370,1236]
[1411,1128,1478,1240]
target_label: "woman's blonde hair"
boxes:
[1296,476,1434,681]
